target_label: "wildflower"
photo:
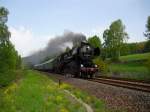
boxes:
[60,83,70,89]
[4,88,9,94]
[47,85,51,89]
[56,95,63,102]
[60,108,69,112]
[87,96,91,103]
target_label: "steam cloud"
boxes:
[24,31,86,65]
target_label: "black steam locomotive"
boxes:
[34,41,100,78]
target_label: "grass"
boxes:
[119,52,150,62]
[107,52,150,80]
[0,70,112,112]
[109,63,150,80]
[60,83,111,112]
[0,70,86,112]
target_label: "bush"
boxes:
[146,58,150,73]
[144,40,150,52]
[93,57,108,73]
[0,70,23,87]
[0,71,15,87]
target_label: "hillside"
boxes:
[107,52,150,80]
[120,52,150,62]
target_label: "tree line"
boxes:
[88,17,150,61]
[0,7,21,86]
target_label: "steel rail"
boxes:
[89,77,150,93]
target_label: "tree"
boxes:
[0,7,10,44]
[0,7,22,86]
[144,16,150,39]
[0,7,21,72]
[88,35,101,49]
[144,16,150,52]
[103,19,128,61]
[102,29,110,59]
[88,35,101,57]
[144,40,150,52]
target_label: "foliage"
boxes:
[0,42,17,71]
[0,7,22,86]
[144,40,150,52]
[145,56,150,73]
[144,16,150,39]
[16,55,22,69]
[103,19,128,61]
[0,70,23,87]
[127,42,145,54]
[102,41,148,58]
[93,57,108,73]
[0,71,15,86]
[0,7,10,43]
[100,47,107,60]
[144,16,150,52]
[0,7,21,71]
[146,16,150,31]
[88,35,101,49]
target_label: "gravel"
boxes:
[44,72,150,112]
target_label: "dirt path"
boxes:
[64,90,93,112]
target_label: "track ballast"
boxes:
[88,77,150,93]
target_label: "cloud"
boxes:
[9,26,51,57]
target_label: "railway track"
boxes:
[42,71,150,93]
[89,77,150,93]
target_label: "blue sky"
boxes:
[1,0,150,56]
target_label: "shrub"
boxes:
[0,71,15,87]
[0,70,23,87]
[93,57,108,73]
[146,58,150,73]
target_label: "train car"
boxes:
[34,58,55,72]
[34,41,100,78]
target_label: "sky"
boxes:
[1,0,150,57]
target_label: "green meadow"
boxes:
[119,52,150,62]
[107,52,150,80]
[0,70,113,112]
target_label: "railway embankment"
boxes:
[0,70,110,112]
[46,72,150,112]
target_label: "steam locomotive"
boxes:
[34,41,100,78]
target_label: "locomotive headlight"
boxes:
[95,65,98,67]
[81,64,84,67]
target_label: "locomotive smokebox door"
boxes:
[94,47,100,56]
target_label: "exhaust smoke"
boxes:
[23,31,86,65]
